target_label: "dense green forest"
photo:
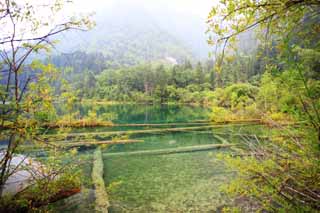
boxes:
[51,45,261,104]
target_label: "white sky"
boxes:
[72,0,216,18]
[1,0,217,52]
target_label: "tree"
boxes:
[195,62,204,85]
[207,0,320,61]
[0,0,93,196]
[207,0,320,211]
[154,65,168,103]
[209,70,215,89]
[207,0,320,143]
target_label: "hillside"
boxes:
[53,3,198,68]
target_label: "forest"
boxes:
[0,0,319,212]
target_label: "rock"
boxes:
[0,152,43,195]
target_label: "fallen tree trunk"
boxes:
[213,134,229,145]
[43,120,212,129]
[92,147,109,213]
[44,120,113,128]
[212,134,243,153]
[31,188,81,208]
[44,123,257,139]
[212,119,261,124]
[103,143,235,157]
[18,140,144,151]
[55,139,144,148]
[112,122,211,127]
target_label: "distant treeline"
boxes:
[50,48,267,104]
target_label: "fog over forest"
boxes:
[57,0,216,60]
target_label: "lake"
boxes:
[49,104,262,212]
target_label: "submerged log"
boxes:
[212,134,243,153]
[31,188,81,208]
[212,119,261,124]
[92,147,109,213]
[44,120,113,128]
[103,143,235,157]
[55,139,144,148]
[112,122,211,127]
[17,140,144,152]
[44,120,212,129]
[213,134,229,145]
[44,123,256,139]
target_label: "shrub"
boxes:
[210,106,231,122]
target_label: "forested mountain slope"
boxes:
[52,2,199,68]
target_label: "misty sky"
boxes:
[4,0,218,58]
[61,0,218,58]
[73,0,216,18]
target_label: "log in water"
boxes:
[55,139,144,148]
[102,143,235,157]
[44,123,257,139]
[92,147,110,212]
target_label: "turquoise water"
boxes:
[106,132,222,153]
[91,104,231,212]
[50,104,263,212]
[104,150,232,212]
[71,103,211,124]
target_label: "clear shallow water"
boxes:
[49,104,264,212]
[104,150,232,212]
[106,131,222,153]
[90,104,231,212]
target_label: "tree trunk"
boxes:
[318,126,320,150]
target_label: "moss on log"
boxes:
[55,139,144,148]
[43,120,212,129]
[112,122,211,127]
[211,119,261,124]
[213,134,229,145]
[17,140,144,152]
[44,123,256,139]
[44,120,113,128]
[92,147,109,212]
[103,143,235,157]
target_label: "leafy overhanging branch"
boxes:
[0,0,94,198]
